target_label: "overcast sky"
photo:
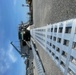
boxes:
[0,0,29,75]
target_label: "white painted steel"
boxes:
[30,19,76,75]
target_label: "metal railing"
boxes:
[30,19,76,75]
[31,40,45,75]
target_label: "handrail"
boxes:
[31,40,45,75]
[30,19,76,75]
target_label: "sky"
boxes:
[0,0,29,75]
